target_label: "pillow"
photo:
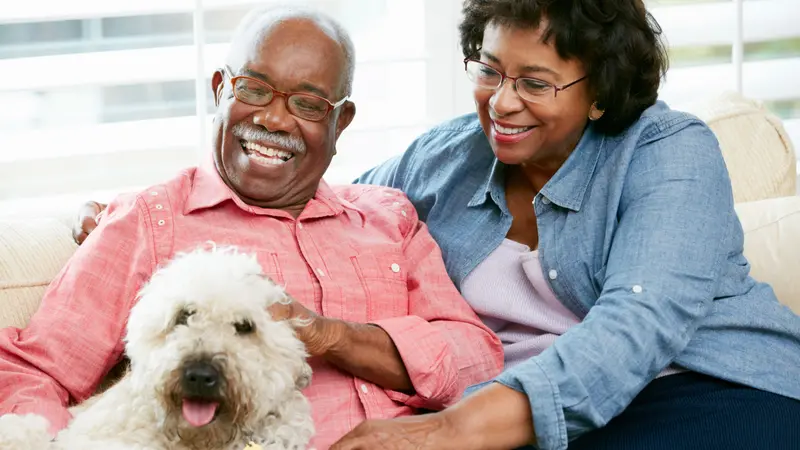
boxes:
[680,91,797,203]
[736,195,800,314]
[0,219,77,329]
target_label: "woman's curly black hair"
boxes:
[459,0,669,135]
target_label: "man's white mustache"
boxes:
[232,123,306,154]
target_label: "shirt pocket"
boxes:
[254,251,286,286]
[350,249,409,320]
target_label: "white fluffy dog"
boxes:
[0,246,314,450]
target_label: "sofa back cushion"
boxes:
[0,219,77,329]
[681,91,797,203]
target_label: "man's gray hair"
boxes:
[227,5,356,98]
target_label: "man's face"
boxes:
[210,18,355,210]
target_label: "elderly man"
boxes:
[0,7,503,449]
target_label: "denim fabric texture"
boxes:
[355,101,800,450]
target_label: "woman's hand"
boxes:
[331,382,536,450]
[72,201,107,244]
[330,412,469,450]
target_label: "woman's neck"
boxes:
[516,129,584,192]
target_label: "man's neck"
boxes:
[237,193,315,219]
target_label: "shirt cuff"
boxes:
[12,402,72,437]
[371,315,458,410]
[495,358,568,450]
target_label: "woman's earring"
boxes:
[589,102,605,121]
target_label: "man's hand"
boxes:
[269,294,412,392]
[72,201,107,245]
[268,295,345,357]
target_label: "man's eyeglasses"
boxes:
[464,58,587,106]
[223,66,348,122]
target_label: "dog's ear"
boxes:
[295,361,312,390]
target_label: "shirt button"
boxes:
[548,269,558,280]
[542,197,551,205]
[632,285,643,294]
[297,222,304,229]
[392,201,401,207]
[150,191,158,196]
[157,219,165,226]
[390,263,401,273]
[316,268,325,277]
[155,204,163,210]
[400,210,407,217]
[360,384,368,394]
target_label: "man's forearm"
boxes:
[312,319,413,392]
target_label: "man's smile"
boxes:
[241,140,295,166]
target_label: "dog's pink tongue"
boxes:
[182,399,219,427]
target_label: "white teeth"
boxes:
[495,124,533,135]
[248,152,285,165]
[242,141,293,160]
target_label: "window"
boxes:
[0,0,442,216]
[647,0,799,159]
[0,0,796,217]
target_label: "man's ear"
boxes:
[211,69,225,106]
[334,100,356,140]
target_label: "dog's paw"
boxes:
[0,413,53,450]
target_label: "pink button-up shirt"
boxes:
[0,166,503,449]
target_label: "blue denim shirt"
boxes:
[355,101,800,450]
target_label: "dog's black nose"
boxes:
[182,362,220,397]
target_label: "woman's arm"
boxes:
[491,121,734,449]
[330,382,535,450]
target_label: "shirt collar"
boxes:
[468,156,507,211]
[184,159,233,214]
[467,123,604,213]
[540,123,604,212]
[184,159,363,220]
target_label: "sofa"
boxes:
[2,91,799,335]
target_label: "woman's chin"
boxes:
[491,143,539,166]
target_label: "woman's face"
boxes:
[474,21,594,168]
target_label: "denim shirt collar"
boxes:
[467,154,508,212]
[469,122,605,213]
[541,123,605,212]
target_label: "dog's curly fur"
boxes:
[0,246,314,450]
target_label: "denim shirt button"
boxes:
[548,269,558,280]
[542,197,551,205]
[632,285,643,294]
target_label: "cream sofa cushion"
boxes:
[735,196,800,314]
[0,219,77,329]
[681,92,797,203]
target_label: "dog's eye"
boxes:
[174,309,194,326]
[234,320,255,335]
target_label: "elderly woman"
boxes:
[72,1,800,449]
[332,0,800,449]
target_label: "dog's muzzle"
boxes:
[182,361,221,398]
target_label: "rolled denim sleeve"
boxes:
[496,122,734,449]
